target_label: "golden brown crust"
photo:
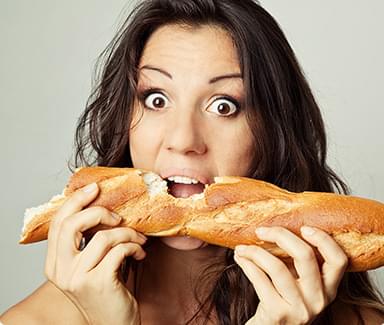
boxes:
[64,166,142,195]
[19,167,384,272]
[205,176,292,206]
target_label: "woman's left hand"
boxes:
[234,226,348,325]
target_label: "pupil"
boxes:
[153,97,165,108]
[218,103,230,114]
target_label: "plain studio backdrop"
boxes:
[1,0,383,312]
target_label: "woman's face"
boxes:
[130,24,254,250]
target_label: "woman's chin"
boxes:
[160,236,208,250]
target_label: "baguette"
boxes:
[20,167,384,272]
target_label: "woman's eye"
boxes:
[143,92,169,110]
[207,98,239,116]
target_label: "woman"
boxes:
[2,0,384,324]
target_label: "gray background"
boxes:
[1,0,383,313]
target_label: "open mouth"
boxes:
[166,179,206,198]
[142,172,208,199]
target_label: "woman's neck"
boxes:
[128,239,227,321]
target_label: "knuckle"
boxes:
[94,231,111,246]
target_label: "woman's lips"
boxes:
[168,182,205,198]
[160,236,208,250]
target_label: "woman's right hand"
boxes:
[45,182,146,325]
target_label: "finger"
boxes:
[93,242,146,278]
[77,228,147,272]
[234,252,282,303]
[48,183,99,246]
[300,226,348,301]
[235,244,302,305]
[56,207,122,263]
[46,183,99,270]
[255,226,324,305]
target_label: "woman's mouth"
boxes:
[167,181,206,198]
[165,175,206,198]
[157,173,209,249]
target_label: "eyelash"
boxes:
[137,87,242,116]
[137,87,164,103]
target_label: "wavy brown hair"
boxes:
[70,0,384,324]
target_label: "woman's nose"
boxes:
[163,110,207,156]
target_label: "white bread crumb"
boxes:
[143,172,168,197]
[22,193,65,233]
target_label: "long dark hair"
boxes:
[71,0,384,324]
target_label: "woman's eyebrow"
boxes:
[209,73,243,84]
[139,65,242,84]
[140,65,173,79]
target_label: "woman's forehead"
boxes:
[138,24,241,76]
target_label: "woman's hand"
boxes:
[234,226,348,325]
[45,182,146,325]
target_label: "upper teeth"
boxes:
[167,175,199,184]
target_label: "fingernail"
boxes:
[112,212,122,221]
[138,233,147,242]
[83,182,97,193]
[255,227,268,236]
[301,226,315,236]
[235,245,247,255]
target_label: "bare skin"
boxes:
[130,240,226,324]
[1,24,384,324]
[1,278,383,325]
[129,23,350,324]
[128,23,253,323]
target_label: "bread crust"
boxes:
[20,167,384,272]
